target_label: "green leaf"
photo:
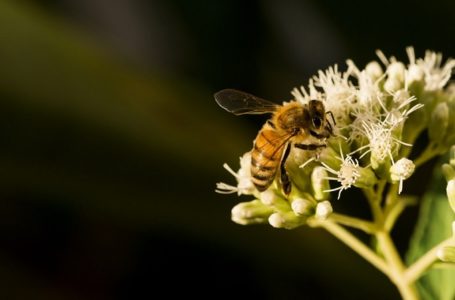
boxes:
[406,156,455,300]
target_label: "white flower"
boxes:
[390,158,415,194]
[314,65,356,126]
[348,87,422,165]
[321,151,361,199]
[346,59,384,108]
[361,121,397,164]
[292,80,322,105]
[292,65,356,128]
[382,90,424,128]
[406,47,455,91]
[216,152,255,196]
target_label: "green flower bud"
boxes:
[260,190,291,212]
[401,104,427,145]
[289,193,316,216]
[318,146,341,171]
[428,102,449,144]
[371,158,392,180]
[443,100,455,148]
[231,200,274,225]
[451,145,455,167]
[353,166,378,189]
[437,246,455,263]
[311,166,331,201]
[291,199,314,216]
[268,211,306,229]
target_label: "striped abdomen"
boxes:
[250,128,288,192]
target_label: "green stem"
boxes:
[385,183,399,207]
[328,213,377,234]
[363,187,384,223]
[376,231,419,300]
[372,182,419,299]
[312,220,390,276]
[414,144,440,168]
[383,185,417,232]
[405,237,455,284]
[384,197,415,232]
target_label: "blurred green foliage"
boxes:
[406,155,455,300]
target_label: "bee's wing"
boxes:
[255,130,293,162]
[214,89,278,115]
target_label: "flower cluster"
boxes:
[217,47,455,229]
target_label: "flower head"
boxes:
[216,47,454,231]
[390,158,415,194]
[321,152,361,200]
[216,152,255,196]
[407,47,455,91]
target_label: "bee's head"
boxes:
[308,100,334,138]
[308,100,325,130]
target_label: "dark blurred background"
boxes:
[0,0,453,299]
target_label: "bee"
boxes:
[215,89,335,195]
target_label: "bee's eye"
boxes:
[312,117,322,128]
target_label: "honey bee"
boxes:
[215,89,335,195]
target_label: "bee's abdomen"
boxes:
[250,130,284,192]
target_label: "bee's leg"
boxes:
[294,143,326,150]
[280,142,292,195]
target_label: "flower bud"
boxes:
[384,62,405,92]
[315,201,333,220]
[353,166,378,189]
[401,104,427,144]
[311,166,330,201]
[268,212,306,229]
[365,61,383,81]
[446,179,455,214]
[291,197,315,216]
[442,100,455,148]
[451,145,455,167]
[390,158,415,180]
[428,102,449,144]
[231,200,274,225]
[260,190,291,212]
[370,157,392,180]
[318,147,341,171]
[442,163,455,181]
[437,246,455,263]
[407,65,425,85]
[443,155,455,214]
[390,158,415,193]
